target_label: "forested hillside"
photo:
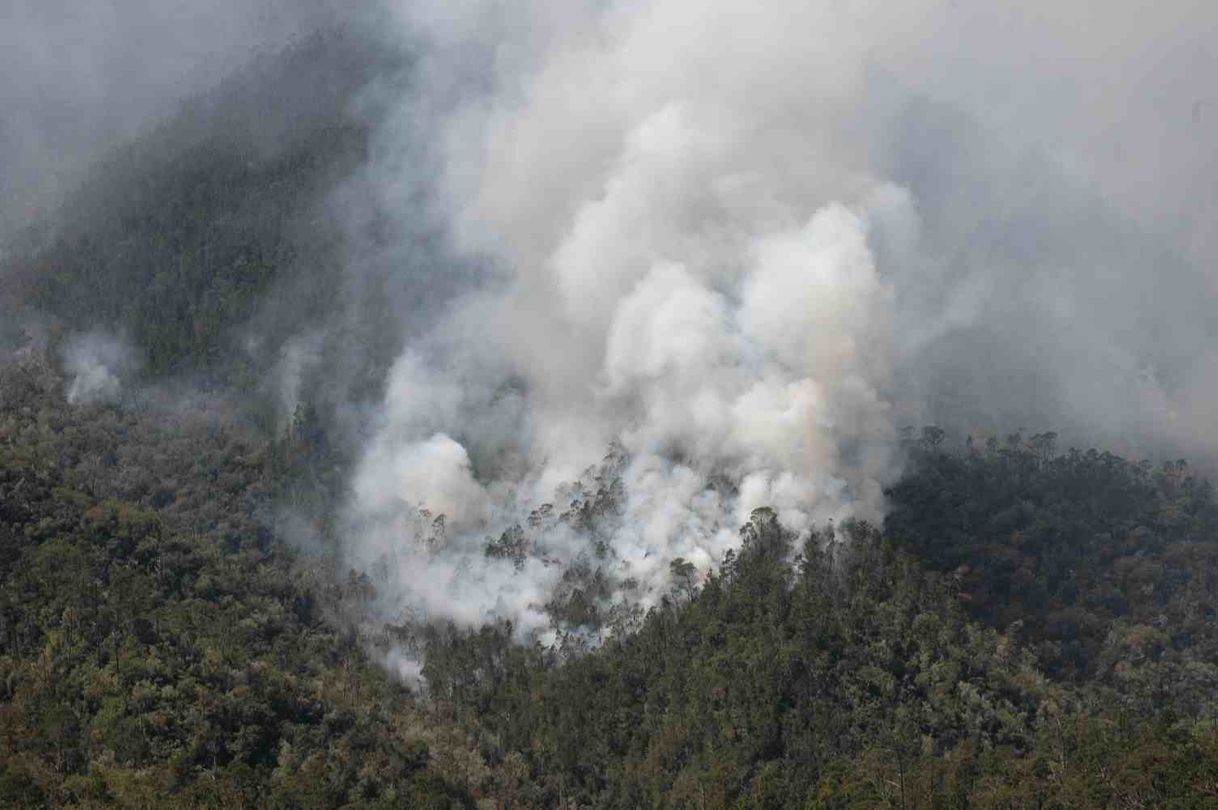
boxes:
[887,435,1218,694]
[4,345,1218,807]
[0,357,485,807]
[4,14,1218,810]
[418,446,1218,807]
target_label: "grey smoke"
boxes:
[271,332,325,428]
[63,330,136,404]
[334,0,1218,655]
[0,0,337,238]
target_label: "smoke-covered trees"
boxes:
[423,516,1051,806]
[418,454,1218,808]
[7,342,1218,807]
[668,557,698,602]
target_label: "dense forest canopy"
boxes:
[5,358,1218,806]
[416,442,1218,807]
[0,357,478,806]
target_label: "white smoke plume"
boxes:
[63,331,137,405]
[343,0,922,642]
[272,332,326,428]
[341,0,1218,647]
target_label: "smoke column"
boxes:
[341,0,1218,645]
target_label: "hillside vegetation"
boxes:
[4,351,1218,807]
[0,359,490,808]
[3,30,1218,810]
[419,442,1218,807]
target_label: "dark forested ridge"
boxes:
[886,435,1218,694]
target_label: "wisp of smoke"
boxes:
[63,331,136,405]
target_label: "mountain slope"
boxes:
[1,26,396,383]
[416,450,1218,808]
[0,360,481,808]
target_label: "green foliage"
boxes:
[887,437,1218,693]
[424,515,1039,806]
[6,340,1218,807]
[421,463,1218,808]
[0,383,474,808]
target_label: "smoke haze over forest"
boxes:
[4,0,1218,643]
[10,5,1218,806]
[343,0,1218,641]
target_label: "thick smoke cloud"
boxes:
[858,1,1218,457]
[344,0,931,639]
[339,0,1218,649]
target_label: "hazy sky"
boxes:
[0,0,334,235]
